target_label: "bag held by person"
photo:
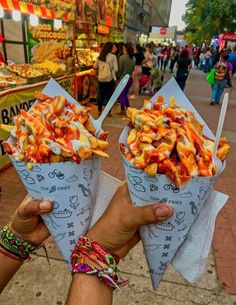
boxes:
[206,68,215,85]
[98,60,112,82]
[214,61,227,81]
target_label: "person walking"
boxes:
[229,46,236,77]
[117,43,135,115]
[212,46,220,66]
[210,54,232,105]
[175,49,192,91]
[169,47,179,73]
[163,45,171,73]
[94,42,118,115]
[130,44,144,98]
[142,46,154,76]
[203,48,212,73]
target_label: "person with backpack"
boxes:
[117,43,135,115]
[94,42,118,115]
[210,54,232,105]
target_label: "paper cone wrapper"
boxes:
[11,156,101,264]
[119,78,224,290]
[7,78,102,264]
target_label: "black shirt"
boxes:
[177,57,191,70]
[134,52,145,66]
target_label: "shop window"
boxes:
[5,43,25,64]
[3,19,23,42]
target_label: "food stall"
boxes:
[0,0,76,171]
[74,0,126,104]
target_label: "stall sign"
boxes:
[77,0,96,23]
[97,24,110,35]
[28,20,72,62]
[219,32,236,42]
[96,0,126,29]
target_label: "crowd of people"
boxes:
[94,41,235,113]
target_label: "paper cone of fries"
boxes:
[119,78,226,290]
[7,79,103,264]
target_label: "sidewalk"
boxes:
[0,69,236,304]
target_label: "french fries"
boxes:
[4,93,109,164]
[120,96,230,187]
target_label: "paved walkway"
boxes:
[0,69,236,304]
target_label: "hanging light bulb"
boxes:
[29,14,39,26]
[54,19,62,29]
[12,10,21,22]
[0,8,4,18]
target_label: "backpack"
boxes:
[97,60,112,82]
[214,61,227,81]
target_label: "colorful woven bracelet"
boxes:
[71,236,128,290]
[0,223,39,260]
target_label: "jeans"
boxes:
[169,59,177,72]
[119,77,133,110]
[204,58,212,73]
[97,80,115,112]
[163,56,170,72]
[211,79,227,103]
[176,69,189,91]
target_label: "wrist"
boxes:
[71,236,127,290]
[0,224,39,261]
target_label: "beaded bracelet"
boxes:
[71,236,128,290]
[0,223,39,261]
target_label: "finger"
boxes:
[132,204,173,227]
[18,199,53,219]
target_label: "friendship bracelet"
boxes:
[71,236,128,290]
[0,224,39,260]
[0,245,23,261]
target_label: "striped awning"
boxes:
[0,0,75,21]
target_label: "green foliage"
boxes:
[183,0,236,43]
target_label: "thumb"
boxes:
[18,198,52,219]
[133,204,173,227]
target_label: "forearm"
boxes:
[66,274,113,305]
[0,252,23,293]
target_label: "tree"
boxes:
[183,0,236,43]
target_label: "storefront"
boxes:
[0,0,76,170]
[74,0,126,104]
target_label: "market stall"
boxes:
[0,0,76,170]
[74,0,126,104]
[219,32,236,50]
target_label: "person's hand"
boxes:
[9,196,53,246]
[87,182,173,258]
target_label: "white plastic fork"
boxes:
[93,74,130,135]
[212,93,229,172]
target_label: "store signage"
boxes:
[160,27,167,35]
[96,0,126,29]
[28,24,67,40]
[219,32,236,42]
[97,24,110,35]
[150,26,176,40]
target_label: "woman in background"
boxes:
[175,49,192,91]
[130,44,144,98]
[117,43,135,115]
[94,42,118,115]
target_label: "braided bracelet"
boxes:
[71,236,128,290]
[0,223,39,261]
